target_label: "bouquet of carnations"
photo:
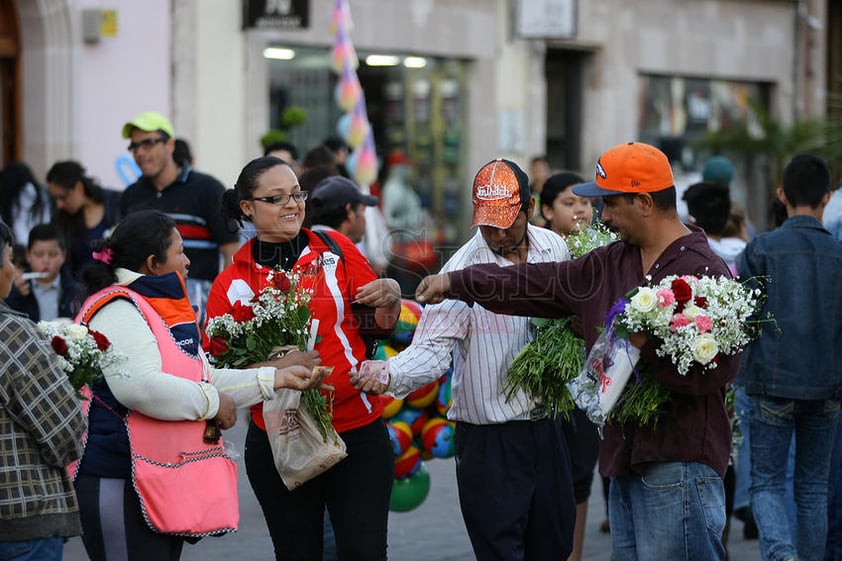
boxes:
[204,269,333,440]
[504,222,619,417]
[37,321,127,396]
[569,274,764,426]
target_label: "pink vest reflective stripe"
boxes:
[75,287,239,537]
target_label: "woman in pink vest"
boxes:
[72,210,327,561]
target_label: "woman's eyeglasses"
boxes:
[127,137,167,152]
[248,192,308,205]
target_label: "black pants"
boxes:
[455,417,577,561]
[245,419,393,561]
[76,475,184,561]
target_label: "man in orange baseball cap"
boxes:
[415,141,739,561]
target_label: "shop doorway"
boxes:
[545,49,584,172]
[0,0,20,166]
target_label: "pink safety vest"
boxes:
[73,286,239,537]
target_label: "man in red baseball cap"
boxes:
[416,142,739,561]
[351,157,576,560]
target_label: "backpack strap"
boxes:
[312,229,345,264]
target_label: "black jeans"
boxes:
[245,419,393,561]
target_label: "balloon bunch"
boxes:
[329,0,377,185]
[373,299,456,512]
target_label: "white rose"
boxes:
[692,334,719,365]
[683,304,702,319]
[65,324,89,341]
[630,287,658,313]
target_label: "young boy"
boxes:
[737,154,842,561]
[5,223,78,321]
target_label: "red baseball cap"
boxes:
[471,159,530,229]
[573,142,674,197]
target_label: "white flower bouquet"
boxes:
[569,274,763,426]
[37,320,127,395]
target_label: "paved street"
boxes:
[64,412,763,560]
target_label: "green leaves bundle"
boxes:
[503,222,619,416]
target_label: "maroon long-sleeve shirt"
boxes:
[447,227,739,478]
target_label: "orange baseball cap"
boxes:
[471,158,531,229]
[573,142,674,197]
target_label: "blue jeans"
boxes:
[734,387,797,529]
[825,419,842,560]
[0,537,63,561]
[609,462,726,561]
[748,397,840,561]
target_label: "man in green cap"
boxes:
[119,111,238,321]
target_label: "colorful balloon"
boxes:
[380,394,403,419]
[393,406,428,437]
[421,417,456,459]
[387,420,413,457]
[394,445,421,479]
[389,461,431,512]
[406,380,439,409]
[436,373,453,417]
[391,299,423,346]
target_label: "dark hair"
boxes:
[682,181,732,235]
[46,160,107,240]
[300,166,339,229]
[0,161,49,229]
[782,154,830,209]
[323,136,349,154]
[540,172,585,209]
[301,146,337,172]
[621,186,677,211]
[173,138,194,167]
[79,210,176,299]
[221,156,292,230]
[0,219,12,258]
[264,141,300,161]
[27,223,65,251]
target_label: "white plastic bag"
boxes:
[567,329,641,427]
[262,389,347,490]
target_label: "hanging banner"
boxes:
[242,0,310,30]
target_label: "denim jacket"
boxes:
[736,215,842,400]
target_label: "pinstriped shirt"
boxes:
[387,225,569,424]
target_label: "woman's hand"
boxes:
[214,392,238,430]
[275,365,333,391]
[355,278,401,309]
[264,349,321,371]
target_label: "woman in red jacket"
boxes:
[205,156,400,561]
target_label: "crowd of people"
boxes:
[0,109,841,561]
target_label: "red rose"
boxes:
[694,296,708,309]
[273,274,291,293]
[51,336,68,356]
[232,301,256,323]
[671,278,693,304]
[209,336,229,356]
[90,330,111,351]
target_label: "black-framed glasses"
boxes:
[127,137,167,152]
[248,191,308,205]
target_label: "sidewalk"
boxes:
[63,414,763,560]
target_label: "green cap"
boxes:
[701,156,734,185]
[122,111,175,139]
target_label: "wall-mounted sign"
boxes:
[515,0,576,39]
[243,0,310,30]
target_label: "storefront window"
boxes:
[266,46,469,244]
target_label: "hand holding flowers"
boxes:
[569,273,766,426]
